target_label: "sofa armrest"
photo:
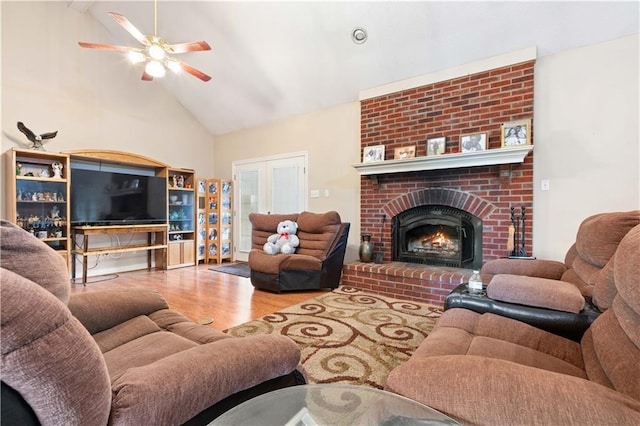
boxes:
[386,356,640,425]
[487,274,585,313]
[480,258,567,280]
[68,287,169,335]
[109,334,301,425]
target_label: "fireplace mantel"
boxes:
[352,145,533,176]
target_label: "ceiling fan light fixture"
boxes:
[148,44,166,60]
[145,60,166,78]
[166,60,182,74]
[128,51,146,64]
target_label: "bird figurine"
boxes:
[17,121,58,151]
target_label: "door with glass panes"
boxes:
[233,153,307,261]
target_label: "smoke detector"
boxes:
[352,27,368,44]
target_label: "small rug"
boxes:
[225,286,442,389]
[209,262,250,278]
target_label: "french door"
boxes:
[233,152,307,261]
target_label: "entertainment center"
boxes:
[6,148,221,281]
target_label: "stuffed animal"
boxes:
[263,220,300,255]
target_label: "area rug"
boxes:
[225,286,442,389]
[209,262,250,278]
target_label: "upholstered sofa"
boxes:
[248,211,350,292]
[445,210,640,340]
[0,220,305,425]
[386,223,640,425]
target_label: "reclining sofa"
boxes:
[248,211,350,292]
[387,221,640,424]
[445,210,640,340]
[0,220,304,425]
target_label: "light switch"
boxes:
[310,189,320,198]
[324,189,330,197]
[541,179,550,191]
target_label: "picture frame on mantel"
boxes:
[460,133,487,153]
[501,119,531,147]
[394,145,416,160]
[426,137,446,156]
[363,145,385,163]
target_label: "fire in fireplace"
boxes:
[392,205,482,269]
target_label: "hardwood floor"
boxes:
[70,264,326,331]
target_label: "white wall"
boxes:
[1,2,215,278]
[533,34,640,260]
[213,102,362,261]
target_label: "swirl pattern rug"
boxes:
[224,286,442,389]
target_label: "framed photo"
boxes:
[501,119,531,147]
[460,133,487,152]
[394,145,416,160]
[363,145,385,163]
[426,137,446,156]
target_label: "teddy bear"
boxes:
[263,220,300,255]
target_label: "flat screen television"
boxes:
[70,168,167,226]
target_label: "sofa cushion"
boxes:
[296,211,341,259]
[1,269,111,425]
[0,220,70,304]
[487,274,585,313]
[108,335,302,425]
[574,211,640,268]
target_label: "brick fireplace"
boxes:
[342,60,535,306]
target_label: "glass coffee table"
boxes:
[210,384,460,425]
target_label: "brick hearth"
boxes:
[347,59,535,305]
[342,262,472,306]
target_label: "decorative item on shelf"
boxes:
[460,133,487,152]
[169,195,178,204]
[182,194,189,204]
[363,145,385,163]
[358,234,374,263]
[176,175,185,188]
[426,137,446,156]
[51,161,64,179]
[501,118,531,147]
[16,121,58,151]
[394,145,416,160]
[16,162,22,176]
[39,168,50,178]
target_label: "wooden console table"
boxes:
[71,224,168,284]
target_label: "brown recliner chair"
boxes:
[248,211,350,292]
[445,210,640,340]
[387,223,640,425]
[0,221,304,425]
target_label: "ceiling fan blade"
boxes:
[78,42,135,52]
[141,70,154,81]
[167,41,211,54]
[178,61,212,82]
[108,12,149,46]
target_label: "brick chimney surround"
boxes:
[342,59,535,306]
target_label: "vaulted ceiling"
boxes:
[73,1,639,136]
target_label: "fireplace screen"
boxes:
[392,205,482,269]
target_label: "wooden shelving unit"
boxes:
[6,148,71,268]
[167,168,196,269]
[205,178,233,264]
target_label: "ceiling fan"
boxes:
[78,1,211,82]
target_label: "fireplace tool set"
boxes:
[507,206,535,259]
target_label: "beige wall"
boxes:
[533,34,640,260]
[213,102,362,261]
[1,2,214,176]
[1,2,214,277]
[215,35,640,264]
